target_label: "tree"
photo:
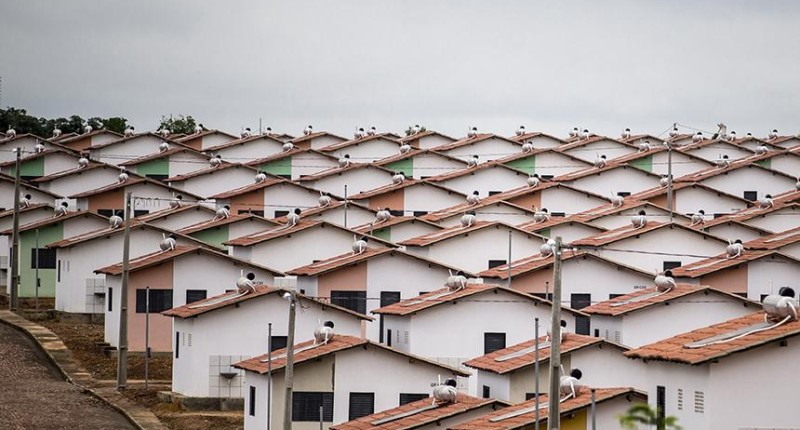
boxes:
[404,125,427,136]
[102,117,128,134]
[619,404,682,430]
[157,114,198,135]
[0,107,128,136]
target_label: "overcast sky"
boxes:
[1,1,799,139]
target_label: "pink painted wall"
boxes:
[317,263,367,299]
[127,260,174,352]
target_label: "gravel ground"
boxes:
[0,322,135,430]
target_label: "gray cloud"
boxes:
[1,0,799,139]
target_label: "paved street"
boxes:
[0,322,134,430]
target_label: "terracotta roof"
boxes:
[94,244,283,276]
[556,134,636,152]
[0,148,76,167]
[270,200,375,223]
[464,333,626,374]
[330,394,505,430]
[699,202,800,229]
[625,311,800,365]
[554,163,658,182]
[46,221,140,247]
[318,133,401,152]
[745,226,800,250]
[204,133,286,151]
[208,177,286,199]
[399,221,543,247]
[677,137,756,152]
[175,129,238,142]
[177,213,276,234]
[287,248,467,277]
[244,148,338,167]
[0,203,53,219]
[233,334,467,376]
[581,284,755,317]
[223,219,322,246]
[118,147,207,166]
[347,178,422,200]
[1,210,106,235]
[508,131,565,143]
[163,285,372,321]
[516,216,607,233]
[374,148,467,168]
[450,388,645,430]
[290,131,348,145]
[571,221,730,247]
[431,133,520,152]
[619,134,666,145]
[675,157,795,183]
[68,177,202,200]
[630,181,750,206]
[54,129,123,144]
[29,163,111,184]
[352,216,443,233]
[421,195,539,223]
[399,130,457,144]
[424,161,527,183]
[294,162,396,182]
[163,162,258,182]
[479,251,651,280]
[372,283,586,317]
[669,250,798,277]
[90,132,191,150]
[287,248,394,276]
[133,203,215,222]
[769,135,800,145]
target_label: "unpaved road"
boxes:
[0,322,134,429]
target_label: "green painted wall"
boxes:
[386,158,413,177]
[8,157,45,178]
[538,228,551,238]
[505,155,536,174]
[19,222,63,298]
[371,227,391,241]
[190,225,229,248]
[261,157,292,177]
[137,158,169,176]
[630,155,653,172]
[756,159,771,169]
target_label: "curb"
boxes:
[0,310,169,430]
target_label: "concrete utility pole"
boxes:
[547,236,563,430]
[10,147,21,310]
[534,317,540,429]
[267,322,272,430]
[666,141,674,222]
[283,292,298,430]
[117,192,132,390]
[507,231,512,288]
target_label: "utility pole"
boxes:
[534,317,540,429]
[547,236,563,430]
[144,286,150,390]
[117,192,132,390]
[267,322,272,430]
[10,147,21,311]
[666,142,674,222]
[283,292,297,430]
[507,231,512,288]
[35,228,39,312]
[343,185,348,228]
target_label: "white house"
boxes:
[557,135,639,163]
[677,162,798,201]
[165,163,260,198]
[399,221,545,273]
[210,178,327,219]
[203,134,287,162]
[69,177,202,217]
[176,129,239,151]
[464,333,640,403]
[319,134,404,163]
[400,130,457,150]
[582,284,758,348]
[496,149,593,177]
[422,199,539,228]
[348,180,465,217]
[296,163,399,197]
[246,148,340,180]
[271,200,377,229]
[373,282,583,394]
[234,332,468,430]
[0,174,62,210]
[424,163,530,197]
[556,164,662,197]
[0,149,83,181]
[352,216,443,243]
[631,182,750,219]
[162,286,370,404]
[625,310,800,430]
[287,247,469,340]
[56,129,123,151]
[431,133,522,163]
[89,133,188,166]
[119,147,211,180]
[375,149,467,180]
[290,131,348,151]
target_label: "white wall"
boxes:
[439,138,520,162]
[532,151,592,177]
[403,185,464,215]
[173,294,363,398]
[746,255,800,300]
[435,168,528,197]
[700,168,797,199]
[766,153,800,177]
[213,139,283,162]
[743,206,800,233]
[290,153,339,179]
[421,227,542,273]
[173,168,256,199]
[540,188,608,215]
[702,223,765,242]
[249,226,376,272]
[41,168,120,197]
[438,203,534,228]
[640,361,710,430]
[309,168,392,196]
[563,140,636,162]
[92,135,165,166]
[262,184,321,219]
[327,139,400,163]
[570,168,660,196]
[683,144,752,162]
[408,153,465,179]
[674,186,748,216]
[649,151,713,177]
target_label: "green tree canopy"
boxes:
[157,114,199,135]
[619,403,682,430]
[0,107,128,137]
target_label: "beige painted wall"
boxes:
[127,260,174,352]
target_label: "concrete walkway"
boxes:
[0,310,169,430]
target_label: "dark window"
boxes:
[594,329,600,337]
[146,174,169,182]
[663,261,682,271]
[57,260,61,282]
[97,209,115,217]
[482,385,491,398]
[713,213,725,219]
[399,393,429,405]
[348,393,375,420]
[761,294,769,302]
[412,211,428,217]
[617,192,631,197]
[418,291,429,296]
[30,248,56,269]
[21,175,40,182]
[238,209,264,216]
[484,332,506,354]
[274,210,289,218]
[379,292,401,343]
[735,292,748,298]
[331,291,367,314]
[386,329,392,347]
[134,210,150,217]
[488,191,502,196]
[186,289,207,304]
[571,293,592,335]
[270,336,288,351]
[656,386,666,426]
[278,174,291,180]
[532,293,553,301]
[551,212,566,217]
[249,386,256,416]
[609,293,625,299]
[743,191,758,201]
[292,392,334,422]
[389,209,405,216]
[108,288,113,312]
[488,260,507,269]
[136,289,173,313]
[525,393,542,401]
[541,175,554,180]
[175,332,180,359]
